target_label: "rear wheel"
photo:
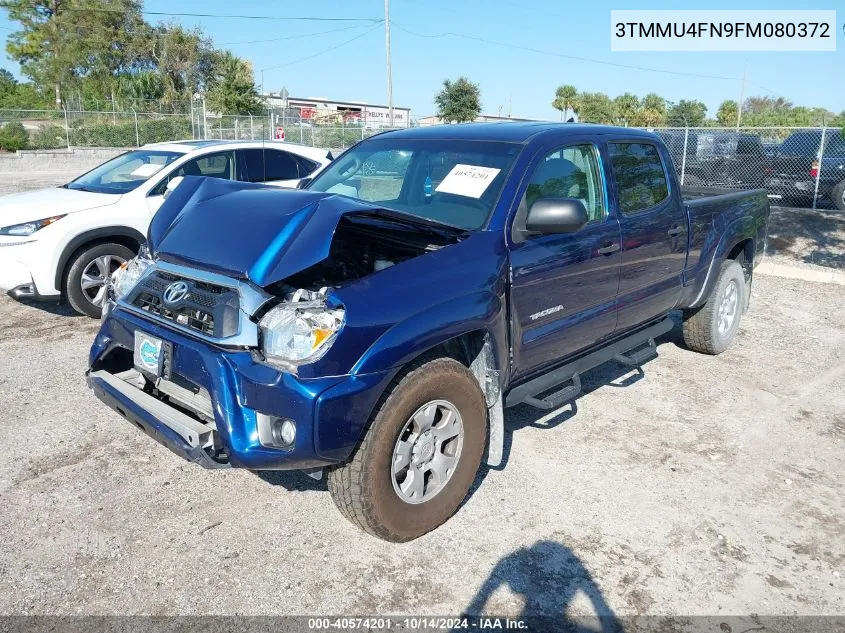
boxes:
[682,259,745,355]
[327,357,486,542]
[65,242,134,318]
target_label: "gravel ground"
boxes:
[1,166,844,623]
[1,275,843,619]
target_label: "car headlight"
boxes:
[111,249,154,301]
[0,215,65,237]
[259,300,345,371]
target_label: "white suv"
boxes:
[0,139,332,317]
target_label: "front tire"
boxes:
[65,242,134,318]
[682,259,746,355]
[328,357,486,542]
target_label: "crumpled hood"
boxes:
[0,187,119,226]
[149,176,432,287]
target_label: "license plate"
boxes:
[134,331,166,377]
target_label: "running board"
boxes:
[505,317,673,410]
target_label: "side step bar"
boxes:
[505,317,673,410]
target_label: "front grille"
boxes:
[134,291,215,335]
[127,271,240,338]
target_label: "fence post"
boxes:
[202,97,208,140]
[679,127,689,186]
[250,115,254,140]
[62,107,71,149]
[132,109,140,147]
[812,125,826,210]
[234,118,239,140]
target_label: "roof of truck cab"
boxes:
[380,122,660,143]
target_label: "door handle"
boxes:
[667,226,683,237]
[597,242,620,255]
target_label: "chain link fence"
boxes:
[649,126,845,211]
[0,107,408,154]
[1,109,842,211]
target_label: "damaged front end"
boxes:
[88,177,479,470]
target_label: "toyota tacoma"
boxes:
[87,123,770,541]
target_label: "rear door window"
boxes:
[241,148,302,182]
[609,142,670,214]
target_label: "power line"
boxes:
[393,23,741,82]
[219,23,369,46]
[0,4,381,22]
[260,22,382,72]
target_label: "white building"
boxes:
[262,94,412,128]
[418,113,540,126]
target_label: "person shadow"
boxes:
[462,540,624,633]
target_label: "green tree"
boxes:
[576,92,616,124]
[0,121,29,151]
[434,77,481,123]
[667,100,707,126]
[613,92,640,126]
[206,51,263,115]
[4,0,148,107]
[552,84,577,121]
[716,100,738,127]
[148,23,216,102]
[640,93,666,127]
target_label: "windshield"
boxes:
[306,138,522,230]
[66,149,183,194]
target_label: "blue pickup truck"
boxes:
[87,123,770,541]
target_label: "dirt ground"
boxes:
[1,274,843,620]
[766,207,845,270]
[1,166,844,625]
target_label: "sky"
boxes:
[0,0,843,120]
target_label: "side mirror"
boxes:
[163,176,184,199]
[296,177,312,190]
[525,198,589,234]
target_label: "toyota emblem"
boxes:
[162,280,190,306]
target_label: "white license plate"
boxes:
[134,331,164,377]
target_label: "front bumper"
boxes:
[0,242,36,294]
[0,239,61,300]
[87,307,395,470]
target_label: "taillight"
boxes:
[810,160,819,178]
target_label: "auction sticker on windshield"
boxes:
[435,164,501,198]
[131,163,165,178]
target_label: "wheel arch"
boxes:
[55,226,145,292]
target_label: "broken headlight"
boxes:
[258,300,345,371]
[112,244,153,301]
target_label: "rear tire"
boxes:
[832,180,845,212]
[65,242,135,318]
[682,259,745,355]
[327,357,486,542]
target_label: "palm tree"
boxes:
[613,92,640,126]
[552,85,578,121]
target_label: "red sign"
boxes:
[274,127,285,141]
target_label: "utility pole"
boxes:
[736,63,747,130]
[385,0,394,127]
